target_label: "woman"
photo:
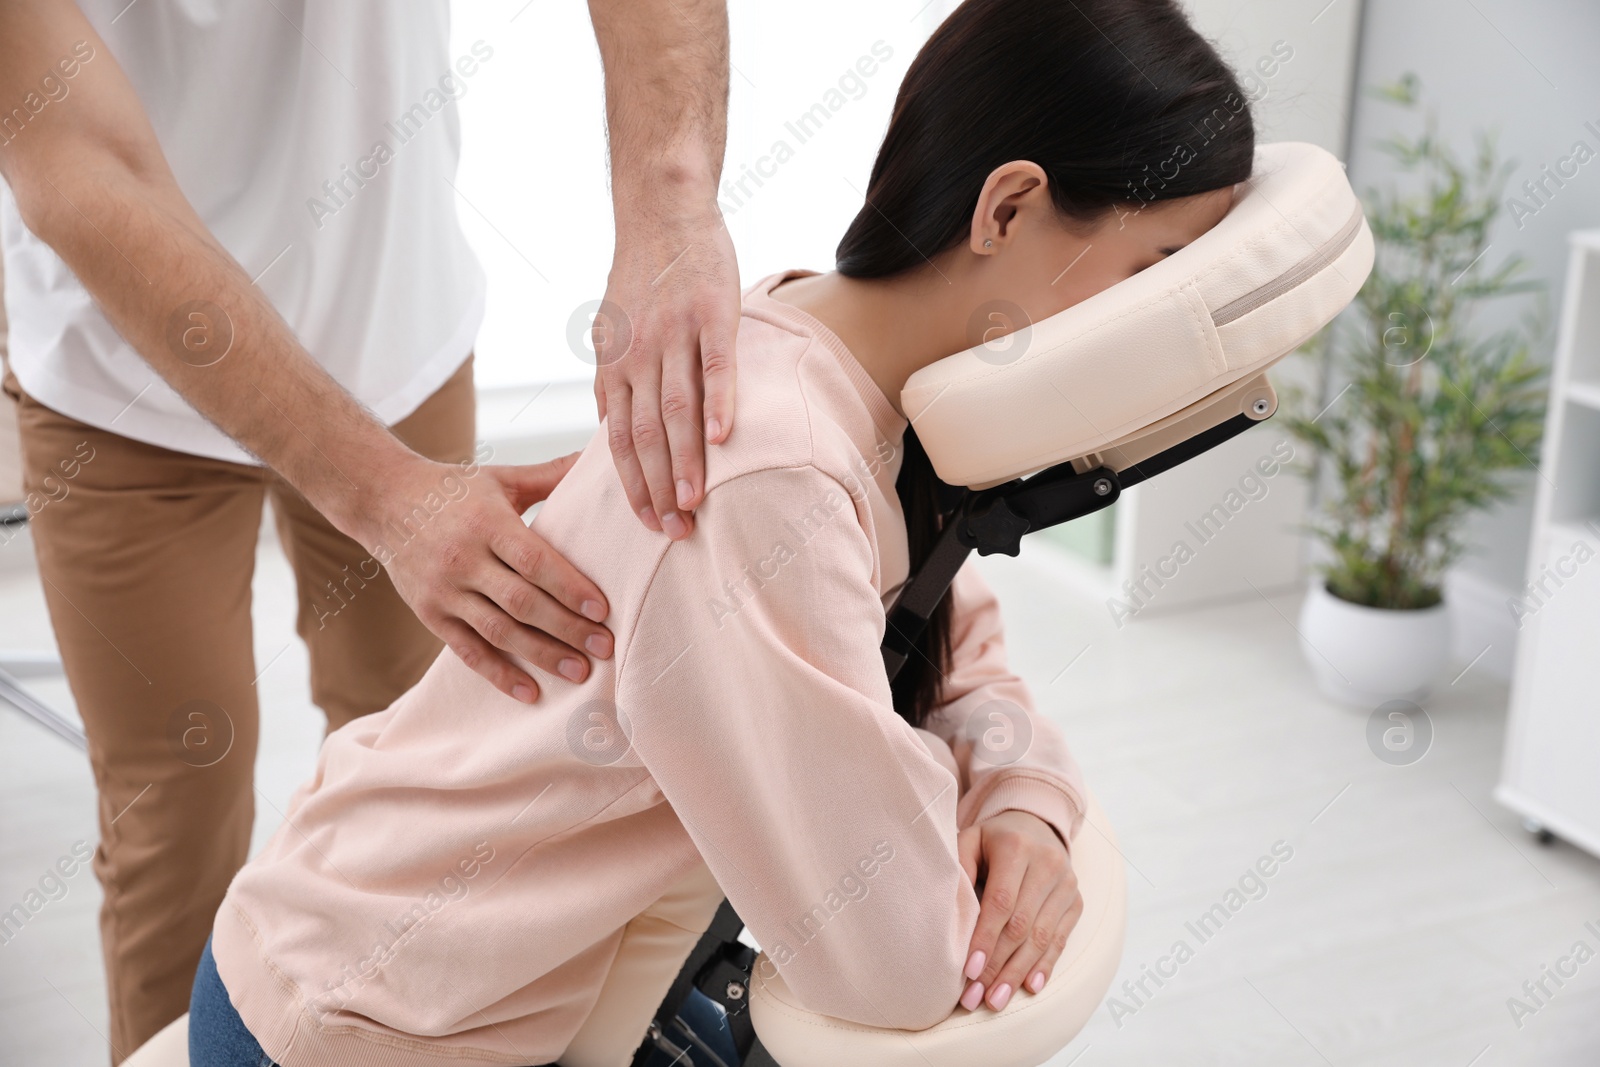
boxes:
[190,0,1254,1063]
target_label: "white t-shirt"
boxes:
[0,0,486,464]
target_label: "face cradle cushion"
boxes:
[905,141,1375,490]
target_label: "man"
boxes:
[0,0,737,1060]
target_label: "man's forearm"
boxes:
[0,0,615,699]
[0,1,413,547]
[585,0,738,532]
[16,159,413,545]
[588,0,730,226]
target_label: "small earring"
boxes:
[983,239,993,249]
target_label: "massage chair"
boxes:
[125,140,1373,1067]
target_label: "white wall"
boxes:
[449,0,1372,625]
[449,0,610,389]
[450,0,954,390]
[1341,0,1600,675]
[1106,0,1365,621]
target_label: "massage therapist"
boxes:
[0,1,736,1060]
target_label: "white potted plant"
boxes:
[1286,77,1547,708]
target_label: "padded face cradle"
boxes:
[904,141,1375,490]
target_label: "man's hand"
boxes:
[351,452,612,703]
[957,810,1082,1012]
[588,0,735,540]
[0,1,615,700]
[595,211,739,540]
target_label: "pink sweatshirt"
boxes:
[214,271,1088,1067]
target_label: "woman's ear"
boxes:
[968,161,1050,255]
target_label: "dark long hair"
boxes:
[863,0,1257,727]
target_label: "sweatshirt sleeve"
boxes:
[923,564,1087,850]
[616,466,979,1032]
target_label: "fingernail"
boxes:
[661,511,687,539]
[585,633,612,658]
[1028,971,1045,993]
[558,658,585,682]
[960,981,985,1011]
[676,479,694,509]
[706,417,722,440]
[964,951,986,980]
[989,983,1012,1010]
[512,684,535,704]
[638,506,662,531]
[580,599,606,622]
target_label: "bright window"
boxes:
[450,0,956,389]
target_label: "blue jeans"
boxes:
[639,992,742,1067]
[189,935,739,1067]
[188,937,277,1067]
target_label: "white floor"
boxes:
[1,528,1597,1066]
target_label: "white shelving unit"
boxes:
[1497,229,1600,858]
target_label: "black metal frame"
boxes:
[627,412,1266,1067]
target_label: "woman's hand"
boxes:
[956,810,1082,1011]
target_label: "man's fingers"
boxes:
[602,380,659,531]
[627,366,692,540]
[436,617,540,704]
[497,453,582,513]
[598,210,738,531]
[484,568,613,663]
[660,338,707,512]
[458,589,597,685]
[700,316,737,444]
[491,526,610,628]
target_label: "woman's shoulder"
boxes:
[707,302,902,500]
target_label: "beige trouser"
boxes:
[2,358,476,1063]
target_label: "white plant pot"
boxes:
[1297,580,1452,707]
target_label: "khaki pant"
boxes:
[3,359,475,1063]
